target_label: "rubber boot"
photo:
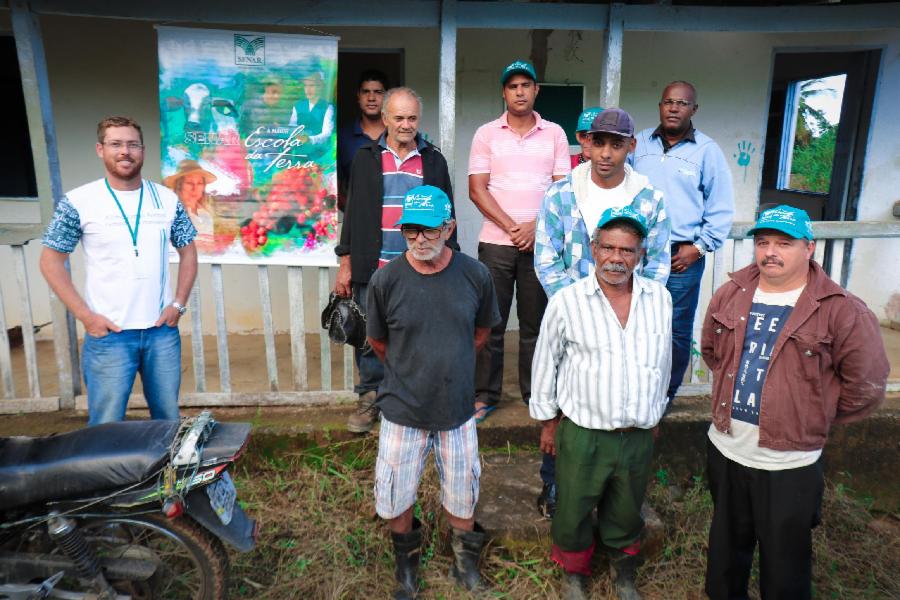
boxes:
[449,524,485,592]
[561,571,588,600]
[347,390,379,433]
[609,552,643,600]
[391,520,422,600]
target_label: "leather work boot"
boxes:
[449,524,486,592]
[609,552,643,600]
[536,482,557,519]
[391,520,422,600]
[347,390,379,433]
[562,571,588,600]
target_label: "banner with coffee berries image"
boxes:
[158,26,339,265]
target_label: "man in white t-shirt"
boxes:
[40,116,198,425]
[701,205,888,600]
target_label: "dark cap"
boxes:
[588,108,635,138]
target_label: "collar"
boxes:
[585,272,653,298]
[650,124,696,149]
[498,110,544,130]
[728,260,846,301]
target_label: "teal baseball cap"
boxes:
[576,106,604,133]
[500,60,537,85]
[748,205,814,240]
[394,185,452,228]
[596,206,648,238]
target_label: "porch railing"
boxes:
[1,220,899,414]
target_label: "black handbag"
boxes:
[320,293,368,349]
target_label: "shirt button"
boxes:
[804,350,813,356]
[740,316,745,321]
[741,288,746,292]
[721,402,726,406]
[727,373,733,378]
[716,328,722,334]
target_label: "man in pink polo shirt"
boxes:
[468,60,570,423]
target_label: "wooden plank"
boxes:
[0,397,59,414]
[829,239,846,284]
[600,3,624,108]
[344,345,354,391]
[318,267,332,391]
[730,221,900,239]
[257,266,279,391]
[287,266,308,391]
[74,390,356,411]
[439,0,457,178]
[47,288,74,407]
[12,245,41,398]
[188,283,206,392]
[0,280,15,399]
[210,264,231,394]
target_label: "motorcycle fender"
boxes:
[184,487,257,553]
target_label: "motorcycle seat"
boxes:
[0,420,179,512]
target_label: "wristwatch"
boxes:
[692,242,707,257]
[172,301,187,315]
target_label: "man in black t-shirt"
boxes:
[367,185,500,598]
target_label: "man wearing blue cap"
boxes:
[534,107,670,518]
[367,185,501,598]
[632,81,734,407]
[532,206,672,600]
[468,59,571,425]
[701,205,888,600]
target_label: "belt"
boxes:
[611,427,637,433]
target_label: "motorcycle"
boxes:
[0,411,257,599]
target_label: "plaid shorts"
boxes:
[374,416,481,520]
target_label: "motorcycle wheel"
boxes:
[80,514,229,600]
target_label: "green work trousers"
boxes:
[551,418,654,552]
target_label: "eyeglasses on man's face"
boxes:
[400,225,444,241]
[659,99,694,109]
[103,141,144,152]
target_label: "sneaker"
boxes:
[536,482,557,519]
[347,390,379,433]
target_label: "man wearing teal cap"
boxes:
[367,185,501,598]
[468,58,570,426]
[702,205,888,600]
[531,206,672,599]
[570,106,603,168]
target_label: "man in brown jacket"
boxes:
[701,205,889,600]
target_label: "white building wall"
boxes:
[0,15,897,343]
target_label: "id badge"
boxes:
[133,252,149,279]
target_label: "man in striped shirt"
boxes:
[531,206,672,600]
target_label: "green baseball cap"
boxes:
[500,60,537,85]
[748,205,814,240]
[596,206,648,238]
[394,185,452,228]
[576,107,604,133]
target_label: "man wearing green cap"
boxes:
[367,185,501,598]
[570,106,603,168]
[701,205,888,600]
[468,59,571,425]
[531,206,672,600]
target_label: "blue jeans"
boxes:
[666,254,705,403]
[82,325,182,425]
[352,282,384,395]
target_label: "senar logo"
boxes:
[234,34,265,66]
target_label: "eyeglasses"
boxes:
[103,141,144,151]
[400,225,444,241]
[659,99,694,108]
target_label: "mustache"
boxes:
[760,257,784,266]
[601,264,627,273]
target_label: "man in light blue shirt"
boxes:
[632,81,734,407]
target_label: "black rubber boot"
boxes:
[391,520,422,600]
[609,551,643,600]
[449,524,486,592]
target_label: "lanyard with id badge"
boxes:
[105,179,148,280]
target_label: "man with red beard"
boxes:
[40,116,198,425]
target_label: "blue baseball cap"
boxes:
[596,206,649,238]
[394,185,452,228]
[748,205,814,240]
[500,60,537,85]
[576,106,604,133]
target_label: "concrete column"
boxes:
[599,2,624,108]
[439,0,457,176]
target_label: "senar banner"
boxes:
[157,26,339,265]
